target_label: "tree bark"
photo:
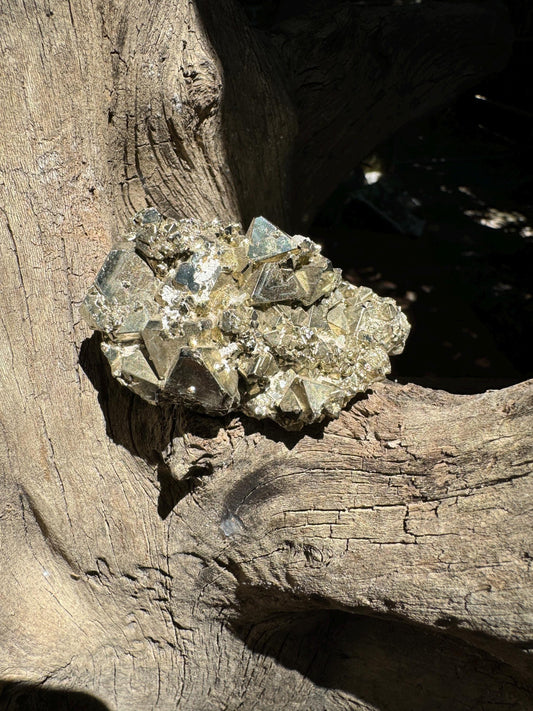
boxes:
[1,1,530,710]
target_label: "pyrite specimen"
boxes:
[81,209,410,429]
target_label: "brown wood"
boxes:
[1,1,530,709]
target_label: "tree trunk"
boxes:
[1,1,531,710]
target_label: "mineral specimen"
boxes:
[81,209,410,429]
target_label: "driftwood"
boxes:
[0,1,531,709]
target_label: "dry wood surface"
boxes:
[1,1,531,709]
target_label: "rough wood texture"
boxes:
[1,1,531,709]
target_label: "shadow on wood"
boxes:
[0,682,111,711]
[231,605,533,711]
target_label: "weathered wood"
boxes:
[1,1,530,709]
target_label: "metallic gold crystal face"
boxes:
[81,209,410,429]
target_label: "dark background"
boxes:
[239,0,533,392]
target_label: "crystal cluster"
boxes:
[81,209,410,429]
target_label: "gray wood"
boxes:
[1,1,530,709]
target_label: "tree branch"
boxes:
[165,380,533,673]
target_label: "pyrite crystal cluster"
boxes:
[81,209,410,429]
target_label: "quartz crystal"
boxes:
[81,209,410,429]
